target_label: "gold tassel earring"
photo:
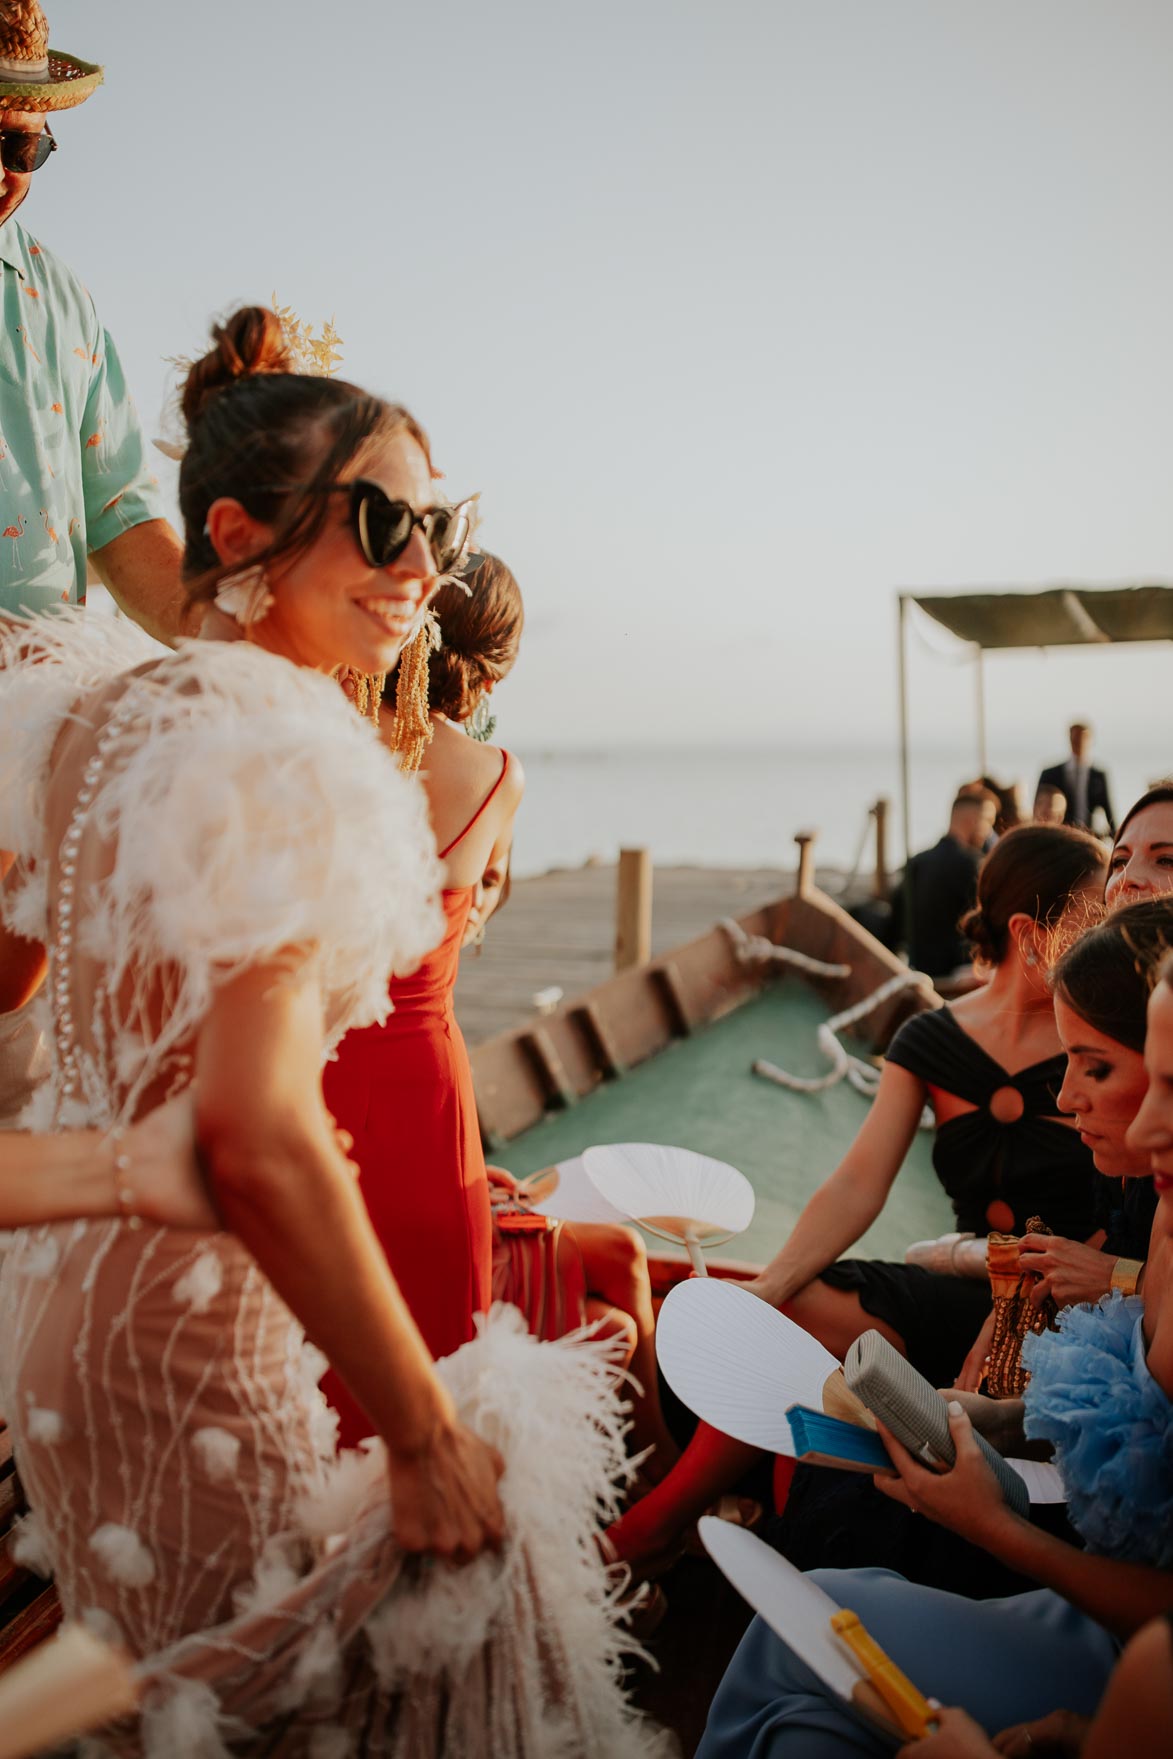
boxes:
[351,671,385,726]
[335,667,385,726]
[392,609,442,773]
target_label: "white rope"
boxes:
[722,918,851,980]
[722,920,935,1126]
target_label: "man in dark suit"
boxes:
[881,791,997,979]
[1037,722,1115,836]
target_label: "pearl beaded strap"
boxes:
[51,693,141,1227]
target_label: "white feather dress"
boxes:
[0,612,671,1758]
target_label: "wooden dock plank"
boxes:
[455,863,799,1044]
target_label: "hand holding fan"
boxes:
[654,1278,875,1456]
[582,1142,754,1275]
[698,1518,937,1742]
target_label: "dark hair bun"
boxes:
[181,306,292,430]
[959,822,1105,967]
[957,904,998,964]
[386,554,524,722]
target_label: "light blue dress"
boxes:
[698,1295,1164,1757]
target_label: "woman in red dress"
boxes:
[323,554,525,1444]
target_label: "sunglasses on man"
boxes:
[0,123,56,175]
[256,479,476,575]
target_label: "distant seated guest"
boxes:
[1038,720,1115,835]
[1033,780,1068,824]
[895,792,997,979]
[973,776,1023,838]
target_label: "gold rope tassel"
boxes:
[392,609,442,773]
[348,671,386,726]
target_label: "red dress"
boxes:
[321,758,508,1447]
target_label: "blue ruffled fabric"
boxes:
[1023,1293,1173,1567]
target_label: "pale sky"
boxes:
[31,0,1173,775]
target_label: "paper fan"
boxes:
[1006,1458,1066,1505]
[655,1278,847,1451]
[698,1519,862,1700]
[697,1519,932,1741]
[521,1156,629,1225]
[583,1142,754,1273]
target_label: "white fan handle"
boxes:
[684,1229,709,1277]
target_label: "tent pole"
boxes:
[897,594,912,863]
[975,646,987,776]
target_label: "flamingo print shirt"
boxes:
[0,218,164,615]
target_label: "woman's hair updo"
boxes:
[385,552,524,723]
[177,304,433,605]
[957,822,1106,966]
[1052,896,1173,1052]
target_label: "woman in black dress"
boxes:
[606,823,1106,1577]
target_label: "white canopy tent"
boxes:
[896,584,1173,861]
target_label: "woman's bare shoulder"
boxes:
[426,719,523,793]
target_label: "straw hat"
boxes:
[0,1,102,111]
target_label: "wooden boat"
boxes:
[0,867,947,1755]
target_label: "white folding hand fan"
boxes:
[520,1155,629,1225]
[1004,1458,1065,1504]
[582,1142,754,1275]
[654,1278,871,1451]
[698,1518,936,1742]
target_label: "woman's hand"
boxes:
[485,1164,521,1195]
[127,1095,359,1229]
[126,1092,220,1229]
[897,1705,1091,1757]
[1019,1235,1113,1311]
[897,1707,996,1757]
[992,1710,1089,1755]
[938,1389,1020,1454]
[874,1403,1018,1547]
[955,1308,996,1392]
[386,1411,506,1563]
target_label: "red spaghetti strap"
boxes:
[438,750,511,859]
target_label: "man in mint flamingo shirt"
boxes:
[0,4,189,1123]
[0,1,185,637]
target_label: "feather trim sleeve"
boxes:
[0,608,160,862]
[86,643,443,1059]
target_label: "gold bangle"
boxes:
[1109,1257,1142,1297]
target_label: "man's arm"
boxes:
[89,519,196,646]
[1097,769,1116,838]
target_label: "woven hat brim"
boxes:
[0,51,103,111]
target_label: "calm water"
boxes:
[509,745,1156,878]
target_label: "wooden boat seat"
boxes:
[0,1420,61,1675]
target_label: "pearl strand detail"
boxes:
[51,694,141,1227]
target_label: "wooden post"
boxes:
[872,798,889,900]
[897,593,913,864]
[614,847,653,972]
[794,831,816,899]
